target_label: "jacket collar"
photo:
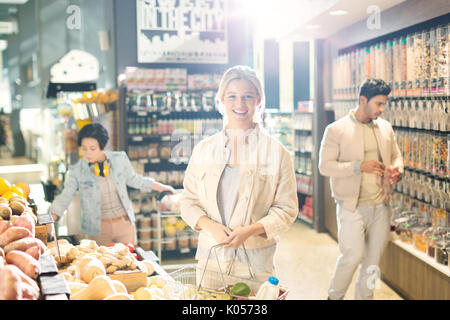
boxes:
[218,123,261,149]
[80,151,112,170]
[349,109,379,128]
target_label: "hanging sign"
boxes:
[136,0,228,64]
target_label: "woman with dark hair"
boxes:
[48,123,175,245]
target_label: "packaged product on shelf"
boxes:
[430,28,439,95]
[189,233,199,249]
[138,216,151,229]
[138,239,151,251]
[164,237,176,251]
[138,228,151,240]
[437,25,449,95]
[413,32,423,96]
[407,35,415,95]
[422,30,432,96]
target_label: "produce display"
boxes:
[0,178,47,300]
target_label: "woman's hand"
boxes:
[196,216,232,244]
[224,223,266,249]
[152,182,176,195]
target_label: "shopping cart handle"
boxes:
[157,190,173,201]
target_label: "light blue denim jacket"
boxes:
[48,151,154,236]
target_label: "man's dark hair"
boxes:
[77,123,109,150]
[359,78,391,102]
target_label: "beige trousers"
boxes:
[328,202,390,300]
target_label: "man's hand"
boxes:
[360,160,385,176]
[388,167,402,185]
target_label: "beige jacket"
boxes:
[318,111,403,212]
[180,125,298,250]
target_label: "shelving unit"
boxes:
[330,16,450,299]
[294,111,314,227]
[119,67,225,263]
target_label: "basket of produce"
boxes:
[167,243,289,300]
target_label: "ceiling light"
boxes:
[329,10,348,16]
[0,0,28,4]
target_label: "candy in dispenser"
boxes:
[422,30,432,96]
[437,25,448,95]
[407,34,415,96]
[430,28,439,95]
[414,32,423,97]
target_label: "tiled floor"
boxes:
[0,155,403,300]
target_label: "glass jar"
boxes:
[422,30,432,96]
[393,38,401,96]
[416,130,425,170]
[435,240,449,265]
[437,25,449,95]
[364,47,371,79]
[407,34,415,96]
[370,44,376,78]
[430,28,439,95]
[400,37,408,96]
[414,32,424,96]
[386,40,394,90]
[412,226,428,252]
[438,132,448,177]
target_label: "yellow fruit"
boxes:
[15,182,30,197]
[0,178,12,195]
[10,185,25,198]
[1,191,18,201]
[175,220,187,231]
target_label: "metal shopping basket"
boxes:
[167,243,289,300]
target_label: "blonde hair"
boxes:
[215,65,266,126]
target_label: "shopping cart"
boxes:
[166,243,289,300]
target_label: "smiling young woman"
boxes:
[180,65,298,292]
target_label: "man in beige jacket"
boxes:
[319,79,403,300]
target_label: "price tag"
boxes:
[150,158,160,164]
[137,111,147,117]
[139,159,149,164]
[161,135,171,141]
[132,136,143,142]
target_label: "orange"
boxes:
[0,178,11,195]
[1,191,18,201]
[15,182,30,197]
[10,185,25,198]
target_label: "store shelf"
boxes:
[392,239,450,277]
[297,211,313,226]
